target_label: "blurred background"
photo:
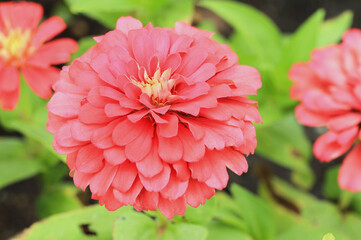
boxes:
[1,0,361,239]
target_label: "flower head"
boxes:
[0,1,77,110]
[290,29,361,192]
[47,17,261,218]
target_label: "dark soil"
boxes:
[1,0,360,239]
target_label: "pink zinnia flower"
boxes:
[47,17,261,218]
[0,1,77,110]
[290,29,361,192]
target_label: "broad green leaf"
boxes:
[15,205,131,240]
[113,211,158,240]
[323,165,342,200]
[256,113,313,188]
[0,79,64,162]
[65,0,194,28]
[181,196,216,225]
[0,138,43,189]
[162,223,208,240]
[36,184,83,219]
[212,192,248,231]
[206,221,252,240]
[230,184,276,240]
[343,214,361,239]
[275,9,325,91]
[276,225,329,240]
[317,11,353,47]
[351,192,361,215]
[200,0,282,67]
[70,37,96,61]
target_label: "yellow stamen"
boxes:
[0,28,34,66]
[132,68,175,105]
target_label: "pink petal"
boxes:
[21,66,59,98]
[112,118,147,146]
[0,66,19,92]
[327,113,361,132]
[71,121,98,142]
[89,163,117,196]
[139,164,171,192]
[0,2,42,31]
[184,63,216,85]
[314,131,356,162]
[295,105,329,127]
[157,114,179,138]
[112,161,138,192]
[79,103,111,124]
[91,120,119,149]
[338,143,361,192]
[136,142,164,178]
[75,144,104,173]
[172,161,190,181]
[27,38,77,67]
[32,16,66,46]
[113,177,143,205]
[158,196,187,219]
[116,16,143,35]
[47,92,83,118]
[160,174,189,201]
[134,190,159,211]
[73,171,93,191]
[104,147,126,165]
[178,125,205,162]
[185,179,215,207]
[158,136,183,163]
[125,126,154,162]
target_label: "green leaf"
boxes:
[113,211,158,240]
[15,205,132,240]
[70,37,96,61]
[65,0,194,28]
[182,196,216,225]
[162,223,208,240]
[323,165,342,200]
[343,214,361,239]
[0,79,64,162]
[230,184,276,240]
[256,113,313,189]
[0,138,43,189]
[200,0,282,67]
[36,184,83,219]
[206,221,252,240]
[275,9,325,91]
[317,11,353,47]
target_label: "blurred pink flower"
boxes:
[0,1,77,110]
[290,29,361,192]
[47,17,261,218]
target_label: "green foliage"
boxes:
[70,37,97,61]
[0,138,43,189]
[64,0,194,28]
[317,11,353,47]
[15,205,132,240]
[0,78,64,162]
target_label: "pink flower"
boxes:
[47,17,261,218]
[0,1,77,110]
[290,29,361,192]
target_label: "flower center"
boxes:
[0,28,34,66]
[132,68,176,106]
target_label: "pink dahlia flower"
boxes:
[0,1,77,110]
[290,29,361,192]
[47,17,261,218]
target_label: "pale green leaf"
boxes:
[15,205,132,240]
[200,0,282,67]
[317,11,353,47]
